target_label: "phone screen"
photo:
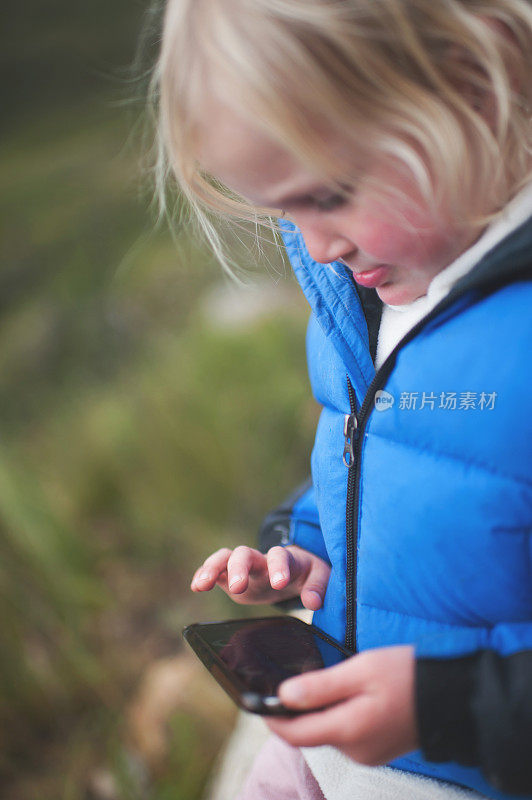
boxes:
[195,617,349,697]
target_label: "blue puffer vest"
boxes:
[280,216,532,799]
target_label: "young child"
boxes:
[153,1,532,798]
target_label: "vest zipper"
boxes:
[343,361,400,652]
[344,376,358,652]
[341,293,469,651]
[339,239,531,652]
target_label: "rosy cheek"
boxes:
[351,214,410,263]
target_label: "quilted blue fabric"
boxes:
[279,217,532,799]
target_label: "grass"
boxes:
[0,55,317,800]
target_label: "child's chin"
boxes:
[376,282,429,306]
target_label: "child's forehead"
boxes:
[198,106,321,207]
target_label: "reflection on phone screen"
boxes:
[201,618,347,696]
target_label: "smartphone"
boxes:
[183,615,353,716]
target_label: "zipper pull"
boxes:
[343,413,358,468]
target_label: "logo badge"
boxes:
[374,390,395,412]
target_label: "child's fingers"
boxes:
[214,568,229,590]
[300,556,331,610]
[266,546,291,589]
[226,546,266,594]
[278,657,363,709]
[191,548,233,591]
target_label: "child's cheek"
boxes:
[352,202,444,268]
[351,211,412,264]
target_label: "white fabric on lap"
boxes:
[302,747,487,800]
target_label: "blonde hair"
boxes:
[151,0,532,269]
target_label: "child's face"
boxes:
[200,114,482,305]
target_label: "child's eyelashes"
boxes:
[312,192,349,212]
[302,185,354,213]
[278,184,355,217]
[281,194,349,216]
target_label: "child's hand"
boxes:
[190,544,331,610]
[266,645,417,765]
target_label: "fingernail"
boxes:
[280,679,305,705]
[306,590,322,608]
[198,572,210,582]
[271,571,286,585]
[229,574,243,588]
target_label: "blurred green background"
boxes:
[1,2,317,798]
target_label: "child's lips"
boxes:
[351,264,392,288]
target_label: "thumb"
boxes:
[279,655,362,709]
[299,556,330,611]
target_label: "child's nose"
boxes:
[298,222,355,265]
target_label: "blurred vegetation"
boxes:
[1,2,317,798]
